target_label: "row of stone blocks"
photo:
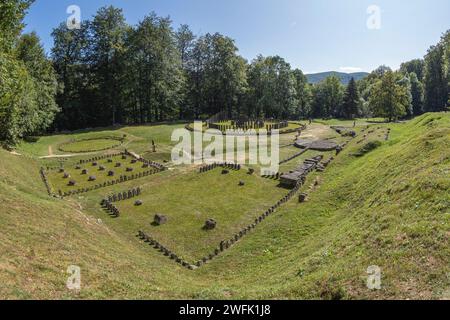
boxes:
[335,133,357,156]
[60,170,155,197]
[135,179,304,270]
[262,172,281,180]
[137,231,196,270]
[199,162,242,173]
[103,201,120,218]
[100,187,145,218]
[40,167,53,197]
[316,156,334,172]
[104,187,142,203]
[125,150,167,171]
[136,132,342,269]
[81,149,166,172]
[195,180,304,268]
[141,158,166,171]
[79,152,123,164]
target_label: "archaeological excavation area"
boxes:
[35,120,382,270]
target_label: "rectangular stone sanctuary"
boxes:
[280,155,323,188]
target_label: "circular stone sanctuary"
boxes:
[186,111,305,135]
[294,139,339,151]
[58,137,124,153]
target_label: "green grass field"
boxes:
[58,138,123,153]
[112,167,286,262]
[1,113,449,299]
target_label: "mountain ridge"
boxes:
[306,71,369,84]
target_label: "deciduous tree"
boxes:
[369,71,409,122]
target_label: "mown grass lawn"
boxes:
[111,167,287,262]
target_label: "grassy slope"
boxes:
[1,113,449,299]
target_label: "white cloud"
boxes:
[290,21,297,28]
[339,66,363,73]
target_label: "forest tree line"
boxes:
[1,1,449,146]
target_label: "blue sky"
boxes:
[24,0,450,73]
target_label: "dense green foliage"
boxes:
[246,55,298,119]
[0,3,449,146]
[16,33,59,131]
[340,78,360,119]
[47,5,448,130]
[182,32,247,119]
[423,31,450,112]
[368,71,409,121]
[0,0,31,52]
[311,76,344,118]
[409,72,424,115]
[400,59,425,80]
[0,0,58,146]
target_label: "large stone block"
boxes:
[154,214,168,226]
[204,219,217,230]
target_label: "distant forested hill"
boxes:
[306,71,369,84]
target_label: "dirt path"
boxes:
[39,151,101,159]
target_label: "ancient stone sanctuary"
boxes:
[6,0,449,301]
[207,119,289,132]
[42,150,166,198]
[38,120,358,271]
[294,139,339,151]
[184,111,306,134]
[132,123,357,269]
[280,155,324,188]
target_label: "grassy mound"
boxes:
[1,113,448,299]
